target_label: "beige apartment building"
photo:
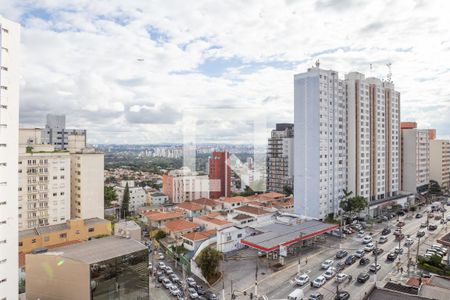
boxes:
[430,139,450,190]
[400,122,430,194]
[71,149,105,219]
[162,167,210,203]
[18,144,71,230]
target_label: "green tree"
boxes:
[339,193,368,216]
[104,186,117,208]
[154,230,167,240]
[429,180,442,196]
[195,247,221,282]
[283,185,293,195]
[121,182,130,218]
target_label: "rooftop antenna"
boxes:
[386,62,392,82]
[315,59,320,68]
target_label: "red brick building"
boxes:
[209,151,231,198]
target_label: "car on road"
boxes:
[159,253,165,260]
[357,272,370,283]
[335,261,346,271]
[355,249,365,258]
[158,275,166,283]
[373,248,384,256]
[169,285,181,296]
[323,268,336,280]
[294,274,309,286]
[358,231,365,238]
[379,236,388,244]
[395,233,405,241]
[364,243,375,252]
[382,228,391,235]
[195,285,206,295]
[312,276,327,288]
[428,224,437,231]
[420,222,428,228]
[369,263,381,273]
[321,259,334,269]
[397,221,405,227]
[158,262,166,269]
[334,291,350,300]
[162,278,173,289]
[336,273,348,283]
[345,255,357,265]
[447,215,450,221]
[362,236,373,244]
[405,238,414,246]
[394,247,404,254]
[188,288,199,299]
[416,213,423,218]
[186,277,197,288]
[387,252,398,261]
[359,257,370,266]
[434,215,442,220]
[170,274,180,284]
[309,291,324,300]
[417,230,426,238]
[336,250,348,259]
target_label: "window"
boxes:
[88,227,95,232]
[18,242,23,247]
[75,230,80,234]
[31,239,36,243]
[59,233,67,239]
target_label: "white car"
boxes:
[162,278,172,289]
[323,268,336,280]
[159,253,165,260]
[188,287,199,299]
[362,236,373,244]
[405,238,414,246]
[358,231,365,238]
[294,274,309,286]
[336,273,348,283]
[369,263,381,273]
[312,276,326,288]
[158,262,166,269]
[355,249,365,258]
[169,284,180,295]
[447,215,450,221]
[165,266,173,273]
[321,259,334,269]
[364,243,374,252]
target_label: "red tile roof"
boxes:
[176,201,204,211]
[195,215,232,226]
[234,205,272,216]
[164,219,198,232]
[192,198,221,207]
[146,211,184,222]
[223,196,247,203]
[182,230,217,241]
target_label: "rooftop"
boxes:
[151,192,167,197]
[192,198,221,207]
[145,210,184,222]
[195,214,232,226]
[234,205,272,216]
[176,201,204,211]
[19,218,109,238]
[32,236,146,264]
[164,219,198,232]
[366,287,429,300]
[233,213,253,221]
[182,230,217,241]
[222,196,247,203]
[240,220,338,252]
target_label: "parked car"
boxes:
[195,285,206,295]
[334,291,350,300]
[345,255,357,265]
[355,249,365,258]
[336,273,348,283]
[205,292,219,300]
[158,262,166,269]
[364,243,375,252]
[405,238,414,246]
[158,275,166,283]
[169,285,181,296]
[159,253,165,260]
[359,257,370,266]
[379,236,388,244]
[417,230,426,238]
[381,228,391,235]
[420,222,428,228]
[186,277,197,288]
[428,224,437,231]
[323,268,337,280]
[321,259,334,269]
[188,288,199,299]
[336,250,349,259]
[369,263,381,273]
[394,247,404,254]
[416,213,423,218]
[357,272,370,283]
[358,231,365,238]
[309,292,324,300]
[312,276,327,288]
[387,252,398,261]
[395,234,405,241]
[362,236,373,244]
[335,261,346,271]
[294,274,310,286]
[162,278,173,289]
[434,215,442,220]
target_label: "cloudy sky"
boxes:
[2,0,449,144]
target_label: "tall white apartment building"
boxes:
[0,16,20,299]
[162,167,210,203]
[400,122,430,194]
[43,114,86,150]
[266,123,294,194]
[114,180,146,213]
[294,65,401,219]
[18,144,71,230]
[346,72,401,202]
[430,139,450,190]
[71,149,104,219]
[294,66,347,219]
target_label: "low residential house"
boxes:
[194,213,233,231]
[145,210,184,228]
[163,219,199,239]
[217,226,258,253]
[231,213,256,226]
[114,220,141,241]
[148,191,169,206]
[176,201,206,219]
[19,218,111,254]
[182,230,217,251]
[191,198,222,211]
[114,180,146,213]
[233,205,274,223]
[272,198,294,211]
[221,196,247,211]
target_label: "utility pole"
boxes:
[255,259,259,298]
[297,233,303,274]
[407,238,411,276]
[374,240,379,285]
[416,235,421,263]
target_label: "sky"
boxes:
[1,0,449,144]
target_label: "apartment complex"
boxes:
[162,167,209,203]
[266,123,294,194]
[18,144,71,230]
[0,16,20,299]
[71,149,105,219]
[400,122,430,194]
[294,64,401,219]
[114,180,146,213]
[208,151,231,198]
[430,139,450,190]
[43,114,86,150]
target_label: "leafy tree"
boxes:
[429,180,442,196]
[195,247,221,282]
[154,230,167,240]
[339,194,368,216]
[121,182,130,218]
[104,186,117,208]
[283,185,293,195]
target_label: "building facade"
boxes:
[71,149,104,219]
[208,151,231,198]
[42,114,87,150]
[147,191,168,206]
[266,123,294,194]
[0,16,20,298]
[18,144,71,230]
[162,168,209,203]
[430,139,450,190]
[294,64,401,219]
[114,180,146,213]
[400,122,430,194]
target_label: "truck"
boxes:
[287,288,305,300]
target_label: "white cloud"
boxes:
[1,0,448,143]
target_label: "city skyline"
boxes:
[1,0,448,144]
